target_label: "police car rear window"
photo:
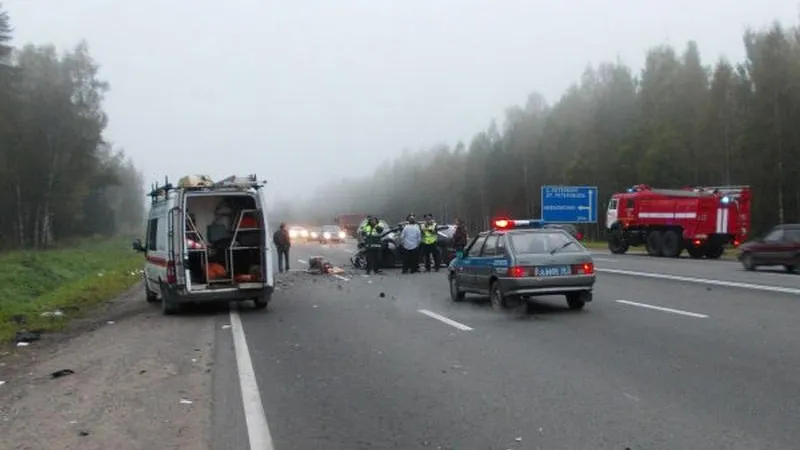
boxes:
[509,231,581,255]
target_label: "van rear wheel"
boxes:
[159,282,180,315]
[253,293,271,310]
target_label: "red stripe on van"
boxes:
[146,255,168,267]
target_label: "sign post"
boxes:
[540,185,598,223]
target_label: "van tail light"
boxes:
[166,261,177,284]
[507,266,526,277]
[572,263,594,275]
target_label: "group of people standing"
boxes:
[394,213,468,274]
[274,214,470,276]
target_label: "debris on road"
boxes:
[51,369,75,379]
[179,399,193,405]
[40,310,64,318]
[379,292,385,298]
[307,256,347,275]
[221,324,231,329]
[15,330,42,344]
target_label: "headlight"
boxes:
[338,231,346,239]
[300,230,309,237]
[323,232,331,239]
[289,230,298,238]
[310,232,318,238]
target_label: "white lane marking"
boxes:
[616,300,709,318]
[417,309,474,331]
[593,257,618,262]
[229,309,275,449]
[332,274,350,281]
[597,268,800,295]
[623,392,641,402]
[297,259,307,264]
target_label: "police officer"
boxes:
[420,213,441,272]
[360,216,384,275]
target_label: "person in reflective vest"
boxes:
[360,216,384,275]
[420,214,441,271]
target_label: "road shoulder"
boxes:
[0,283,217,450]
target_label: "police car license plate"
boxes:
[535,265,570,277]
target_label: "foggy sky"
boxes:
[5,0,798,204]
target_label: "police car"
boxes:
[447,219,595,311]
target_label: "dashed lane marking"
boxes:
[616,300,709,318]
[417,309,474,331]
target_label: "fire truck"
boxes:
[605,184,752,259]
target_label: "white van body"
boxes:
[133,175,276,314]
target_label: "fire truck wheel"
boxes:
[705,245,724,259]
[645,231,664,256]
[661,230,683,258]
[608,233,629,254]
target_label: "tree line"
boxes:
[279,16,800,239]
[0,4,144,250]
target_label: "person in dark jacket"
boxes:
[453,218,468,258]
[273,223,291,272]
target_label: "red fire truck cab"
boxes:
[605,184,751,259]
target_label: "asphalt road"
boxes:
[212,241,800,450]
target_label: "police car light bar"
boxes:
[493,219,546,229]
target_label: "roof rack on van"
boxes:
[147,176,174,202]
[211,174,266,190]
[147,174,267,202]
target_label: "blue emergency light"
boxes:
[493,218,546,229]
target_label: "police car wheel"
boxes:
[449,275,465,302]
[489,282,520,311]
[566,293,586,310]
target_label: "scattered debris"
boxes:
[106,321,115,325]
[0,381,6,387]
[40,310,64,318]
[179,399,193,405]
[379,292,385,298]
[221,324,231,329]
[15,330,41,343]
[515,437,523,442]
[78,430,90,437]
[51,369,75,379]
[139,370,147,374]
[16,342,29,348]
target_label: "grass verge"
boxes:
[0,238,143,344]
